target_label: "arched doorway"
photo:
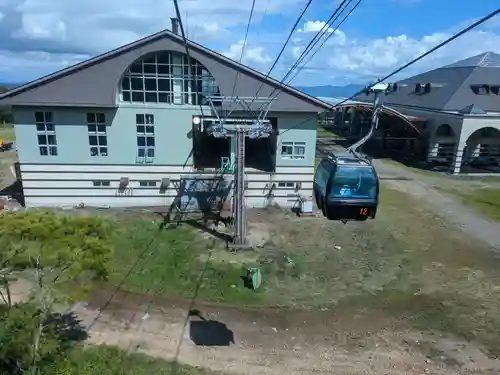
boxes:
[462,127,500,173]
[330,102,424,162]
[428,124,456,166]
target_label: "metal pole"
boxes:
[232,127,247,247]
[347,88,383,154]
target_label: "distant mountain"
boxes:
[0,82,366,98]
[295,84,366,98]
[0,82,22,90]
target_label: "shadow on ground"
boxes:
[0,304,88,374]
[0,180,24,206]
[188,309,235,346]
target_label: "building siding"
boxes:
[13,107,317,167]
[13,106,318,208]
[20,164,314,208]
[13,105,200,165]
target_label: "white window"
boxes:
[93,180,110,187]
[120,51,220,105]
[35,111,57,156]
[281,141,305,160]
[139,180,157,187]
[87,112,108,156]
[278,182,295,188]
[136,114,155,163]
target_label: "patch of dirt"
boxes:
[23,156,500,375]
[198,249,259,266]
[74,289,500,375]
[0,149,17,189]
[403,331,500,373]
[374,159,500,251]
[0,277,34,305]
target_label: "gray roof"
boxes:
[459,104,486,114]
[0,28,332,112]
[354,51,500,112]
[443,51,500,69]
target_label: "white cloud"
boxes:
[298,20,334,33]
[14,13,67,41]
[0,0,300,81]
[289,16,500,85]
[0,1,499,87]
[223,41,271,65]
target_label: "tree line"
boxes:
[0,211,113,374]
[0,85,13,124]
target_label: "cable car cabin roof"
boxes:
[326,152,373,166]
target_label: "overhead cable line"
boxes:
[173,0,207,165]
[173,0,205,115]
[265,0,361,111]
[85,0,202,310]
[118,243,214,375]
[229,0,257,102]
[278,7,500,135]
[251,0,314,101]
[257,0,272,38]
[86,227,164,331]
[284,0,364,88]
[265,0,352,103]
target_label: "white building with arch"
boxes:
[356,51,500,173]
[0,20,331,209]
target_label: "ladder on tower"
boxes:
[205,157,233,216]
[168,159,233,225]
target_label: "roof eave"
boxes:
[0,29,331,112]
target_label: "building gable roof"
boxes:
[443,51,500,69]
[0,29,331,112]
[354,52,500,112]
[459,103,487,114]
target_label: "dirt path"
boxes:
[70,289,500,375]
[316,137,500,251]
[374,159,500,251]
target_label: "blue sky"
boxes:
[0,0,499,86]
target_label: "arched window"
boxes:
[120,51,220,105]
[436,124,454,137]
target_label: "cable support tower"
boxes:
[201,95,275,248]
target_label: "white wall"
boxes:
[20,163,314,209]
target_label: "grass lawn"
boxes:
[459,187,500,221]
[0,125,15,142]
[43,345,224,375]
[83,184,500,356]
[377,158,438,176]
[3,182,500,359]
[316,126,337,138]
[101,216,261,305]
[0,124,17,188]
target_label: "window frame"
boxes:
[35,111,58,156]
[87,112,108,157]
[277,181,295,188]
[329,165,377,199]
[136,113,155,163]
[281,141,306,160]
[139,180,158,187]
[93,180,111,187]
[120,51,220,106]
